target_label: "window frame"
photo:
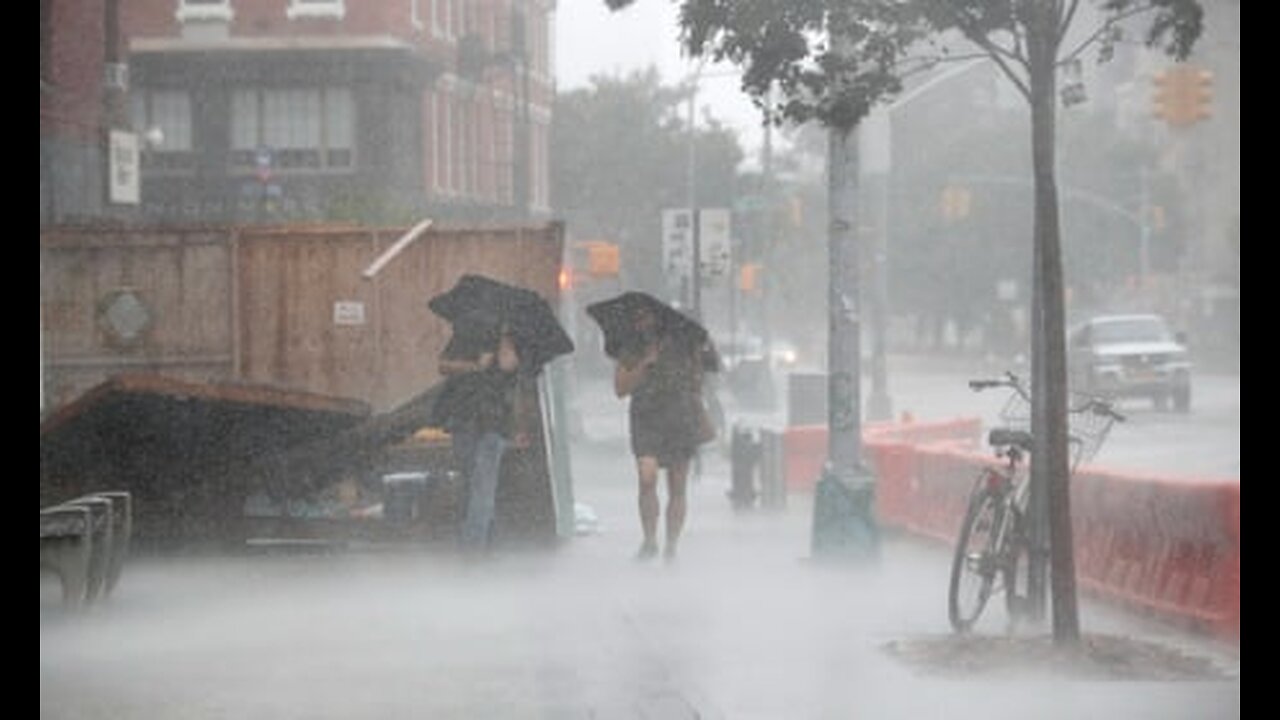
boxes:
[175,0,234,24]
[285,0,346,21]
[228,86,356,175]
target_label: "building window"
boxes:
[451,100,463,194]
[176,0,234,23]
[286,0,346,20]
[131,90,195,173]
[231,87,354,172]
[494,108,513,204]
[436,93,452,193]
[410,0,424,31]
[433,0,452,39]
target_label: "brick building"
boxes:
[41,0,134,226]
[116,0,554,225]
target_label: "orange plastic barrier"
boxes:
[1071,469,1240,639]
[783,417,983,493]
[865,417,983,448]
[865,440,914,527]
[867,437,1240,641]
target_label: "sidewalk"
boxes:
[41,429,1240,720]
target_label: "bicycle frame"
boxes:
[949,371,1123,633]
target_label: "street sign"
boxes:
[662,208,693,277]
[699,208,731,277]
[662,208,732,278]
[108,130,140,205]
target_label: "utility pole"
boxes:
[759,83,775,381]
[857,59,989,422]
[810,15,879,562]
[859,109,892,421]
[1139,166,1150,287]
[686,60,706,321]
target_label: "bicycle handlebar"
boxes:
[1073,397,1126,422]
[968,371,1027,396]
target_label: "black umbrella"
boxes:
[428,274,574,372]
[586,291,720,372]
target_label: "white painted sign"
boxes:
[333,301,367,326]
[698,208,731,277]
[662,207,732,278]
[108,130,140,205]
[662,208,693,277]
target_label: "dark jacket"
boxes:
[431,330,518,438]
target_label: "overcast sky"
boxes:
[554,1,771,166]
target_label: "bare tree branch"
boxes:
[934,4,1032,100]
[1059,3,1159,67]
[1058,0,1082,42]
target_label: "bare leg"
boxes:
[664,459,690,559]
[636,456,660,558]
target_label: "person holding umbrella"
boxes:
[433,312,523,557]
[429,275,574,558]
[589,292,719,562]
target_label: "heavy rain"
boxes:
[41,1,1239,718]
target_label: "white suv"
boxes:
[1068,314,1192,412]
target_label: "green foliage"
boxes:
[551,68,744,291]
[606,1,1202,134]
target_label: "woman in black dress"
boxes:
[613,307,706,561]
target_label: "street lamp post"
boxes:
[858,59,991,422]
[810,21,879,563]
[684,59,710,321]
[859,109,893,422]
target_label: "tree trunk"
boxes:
[1028,21,1080,645]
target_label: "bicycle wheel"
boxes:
[948,486,1006,633]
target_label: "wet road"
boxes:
[714,356,1240,480]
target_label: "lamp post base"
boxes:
[810,464,880,563]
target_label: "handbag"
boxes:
[695,394,717,445]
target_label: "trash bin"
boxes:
[382,471,430,523]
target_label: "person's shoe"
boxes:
[634,540,659,561]
[662,544,678,563]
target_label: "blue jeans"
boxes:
[452,430,507,552]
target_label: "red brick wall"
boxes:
[41,0,107,143]
[125,0,423,46]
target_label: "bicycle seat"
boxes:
[988,428,1034,453]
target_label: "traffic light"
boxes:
[941,185,971,221]
[586,242,620,277]
[788,196,803,228]
[1152,65,1213,128]
[1186,68,1213,124]
[1148,204,1166,233]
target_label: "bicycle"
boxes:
[946,371,1124,633]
